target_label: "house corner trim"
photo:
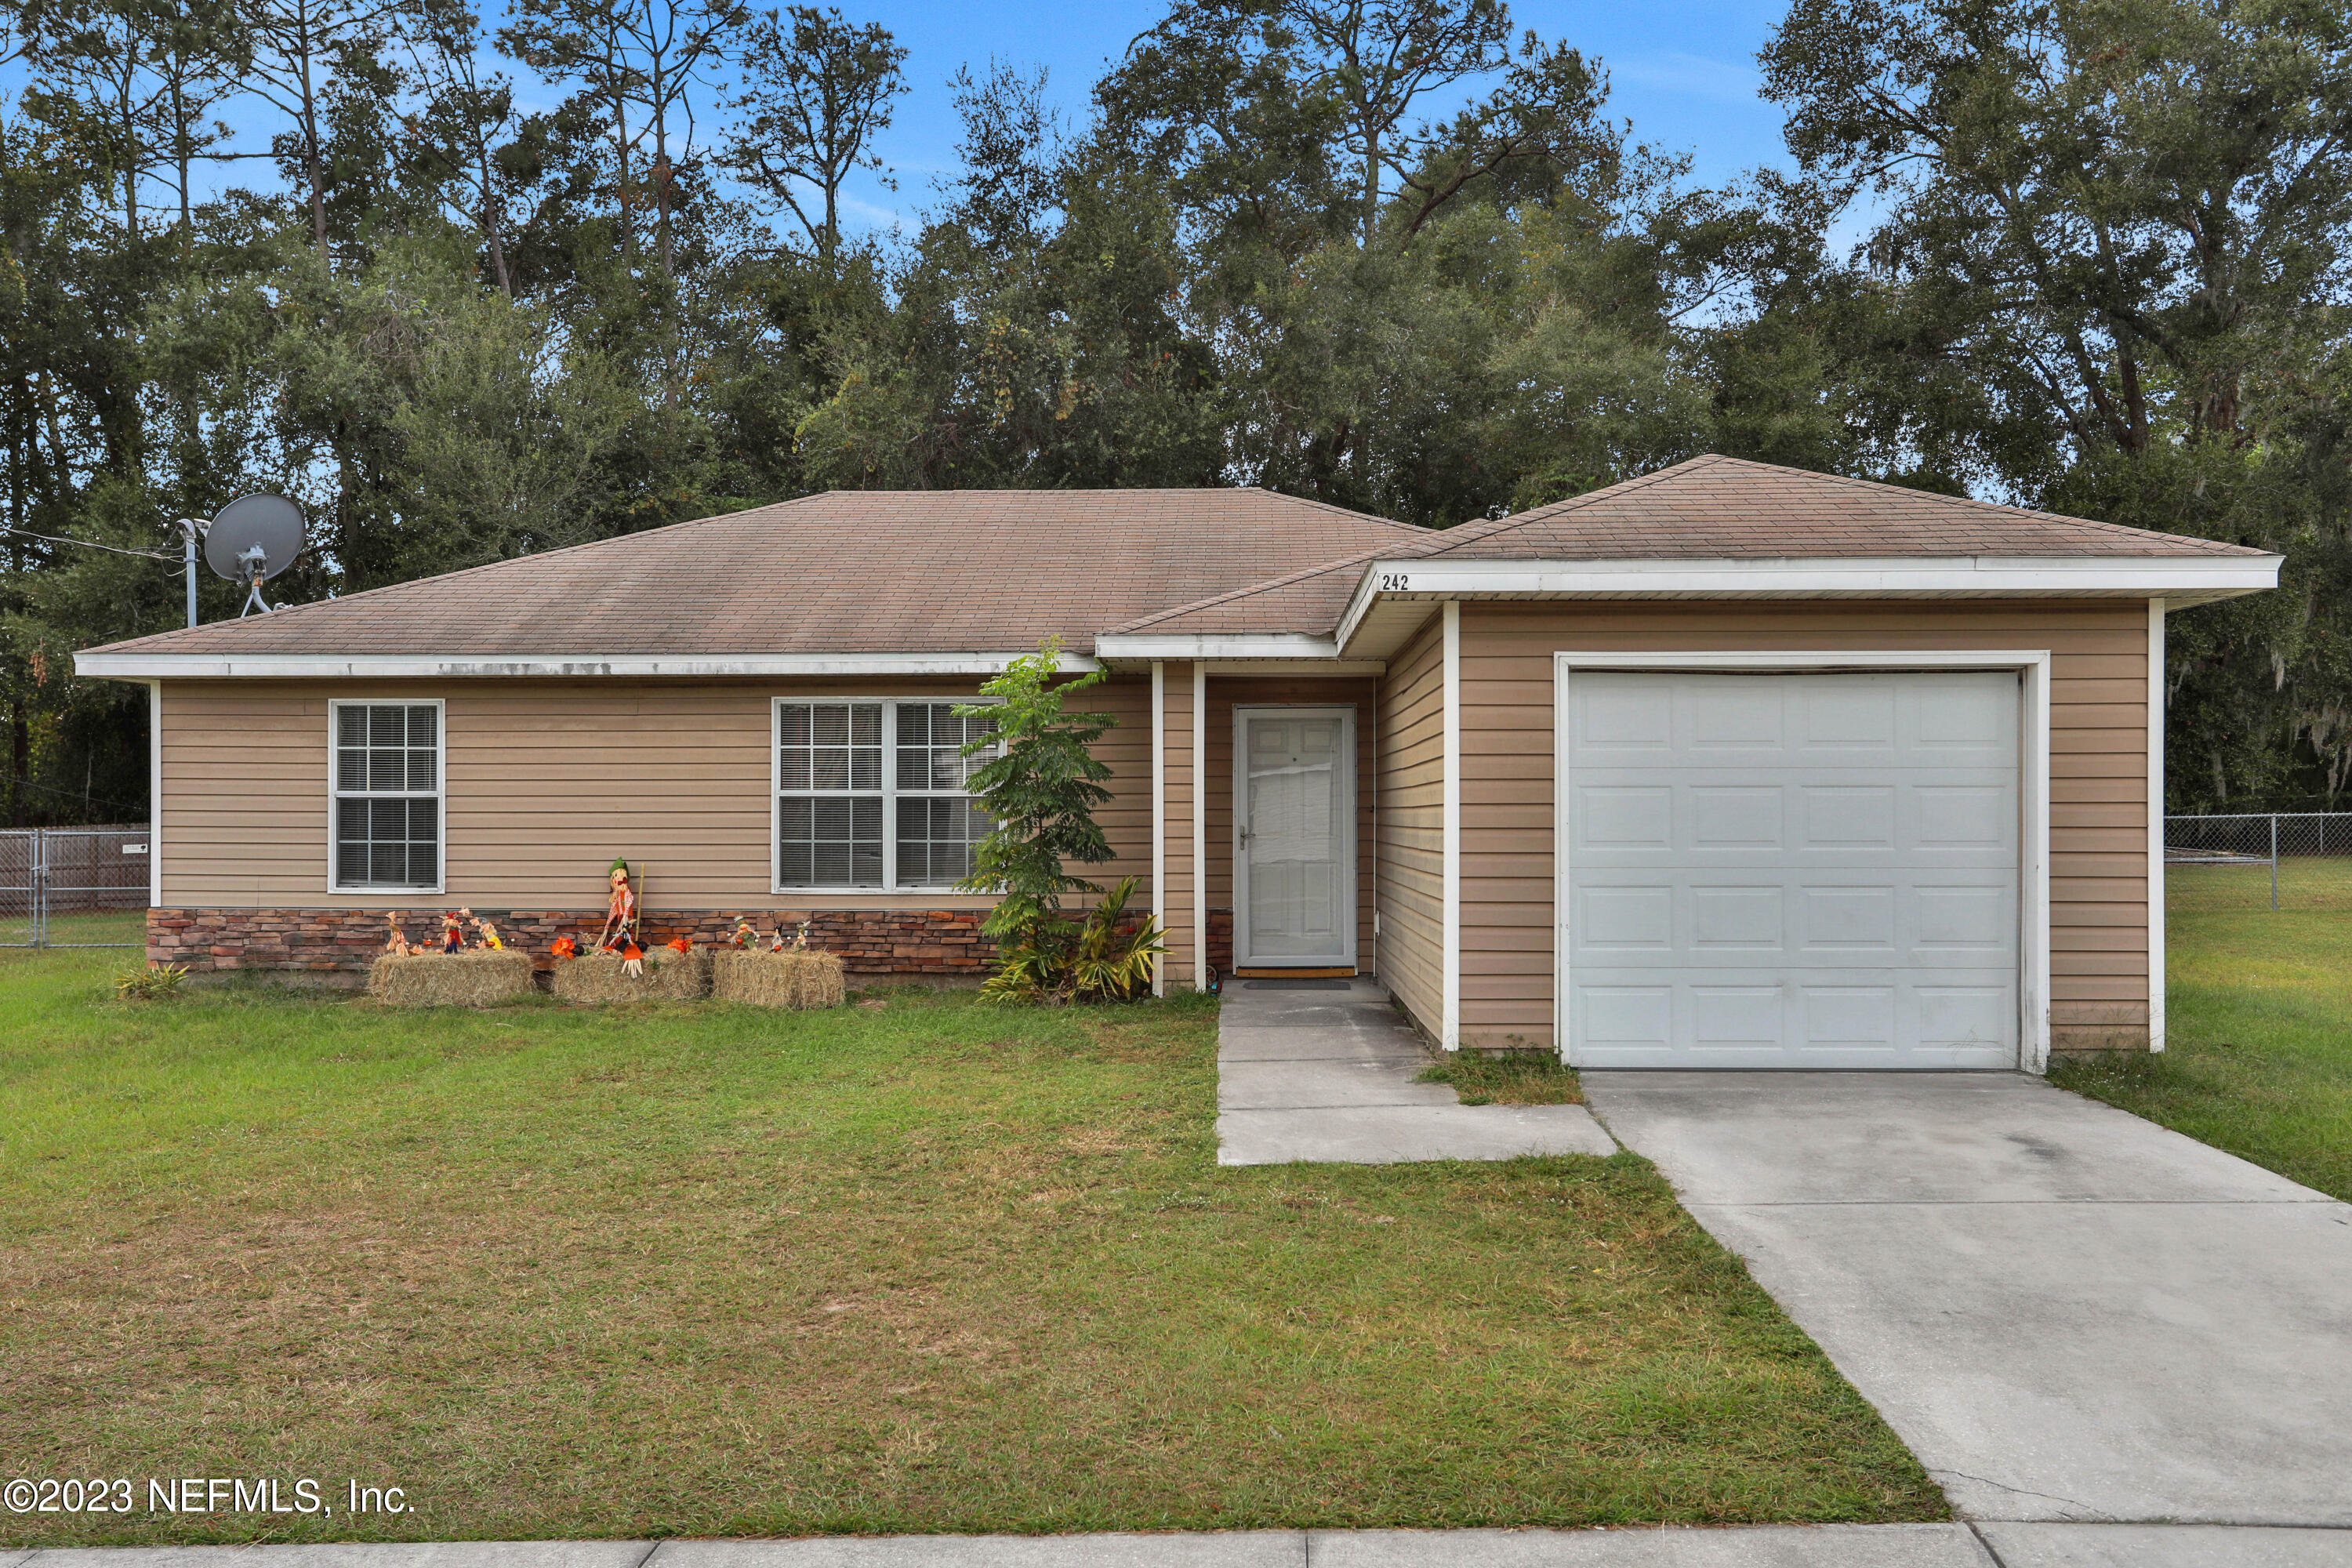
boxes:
[2149,599,2166,1052]
[1151,660,1167,998]
[1441,601,1461,1051]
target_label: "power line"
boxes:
[0,526,179,563]
[2,771,148,815]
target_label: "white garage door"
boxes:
[1565,670,2020,1069]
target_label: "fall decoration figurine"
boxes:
[442,910,464,953]
[597,858,641,954]
[470,912,505,951]
[383,913,410,956]
[729,916,757,949]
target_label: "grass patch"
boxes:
[1417,1051,1584,1105]
[0,946,1939,1543]
[2050,873,2352,1201]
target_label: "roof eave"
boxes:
[71,650,1102,681]
[1331,554,2284,657]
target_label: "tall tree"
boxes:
[502,0,743,285]
[721,5,904,265]
[239,0,405,256]
[1761,0,2352,804]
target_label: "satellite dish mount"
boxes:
[201,494,307,619]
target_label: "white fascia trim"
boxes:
[2149,600,2166,1052]
[1551,648,2054,1074]
[73,651,1100,681]
[1335,554,2282,652]
[1192,662,1207,993]
[146,680,162,909]
[1152,661,1167,999]
[1441,603,1461,1051]
[1094,633,1341,662]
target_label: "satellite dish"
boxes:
[202,493,305,615]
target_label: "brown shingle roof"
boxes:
[85,488,1417,659]
[1109,456,2272,638]
[85,459,2270,662]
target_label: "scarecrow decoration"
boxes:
[470,912,506,951]
[597,858,646,975]
[442,910,465,953]
[729,916,758,949]
[383,913,418,956]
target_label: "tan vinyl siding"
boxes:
[1376,613,1446,1038]
[1456,601,2156,1052]
[158,675,1152,915]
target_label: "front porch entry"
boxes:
[1232,705,1357,972]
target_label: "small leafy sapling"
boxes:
[955,637,1117,956]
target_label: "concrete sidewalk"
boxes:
[1581,1071,2352,1529]
[1211,978,1613,1165]
[9,1523,2352,1566]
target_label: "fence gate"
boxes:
[0,826,151,947]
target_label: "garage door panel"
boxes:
[1570,870,2016,969]
[1567,670,2021,1069]
[1572,974,2019,1067]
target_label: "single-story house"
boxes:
[76,456,2280,1069]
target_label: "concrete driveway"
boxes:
[1580,1071,2352,1526]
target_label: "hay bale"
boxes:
[711,947,848,1009]
[369,949,536,1007]
[550,946,713,1003]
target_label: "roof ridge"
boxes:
[1102,544,1397,634]
[1236,485,1429,533]
[1410,456,1729,554]
[1099,461,1745,634]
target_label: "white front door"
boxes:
[1234,706,1356,968]
[1564,670,2022,1069]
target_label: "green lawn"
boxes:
[2052,869,2352,1201]
[0,950,1939,1544]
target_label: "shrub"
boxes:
[113,963,188,1001]
[981,876,1166,1005]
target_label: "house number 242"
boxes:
[1377,572,1411,591]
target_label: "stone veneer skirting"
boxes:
[148,906,1236,978]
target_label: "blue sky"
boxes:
[805,0,1799,234]
[5,0,1802,242]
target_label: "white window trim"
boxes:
[769,695,1000,895]
[327,697,448,896]
[1550,650,2054,1073]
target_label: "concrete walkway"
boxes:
[1580,1071,2352,1529]
[10,1523,2352,1566]
[1213,978,1614,1165]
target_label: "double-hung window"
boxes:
[775,699,996,891]
[332,700,444,891]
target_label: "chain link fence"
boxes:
[2165,813,2352,913]
[0,826,151,947]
